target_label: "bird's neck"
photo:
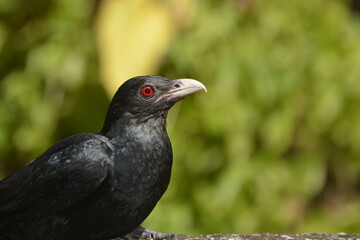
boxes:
[101,113,168,140]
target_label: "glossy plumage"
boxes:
[0,76,206,240]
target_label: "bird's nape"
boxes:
[0,75,206,240]
[101,76,206,135]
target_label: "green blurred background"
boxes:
[1,0,360,235]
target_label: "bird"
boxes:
[0,75,206,240]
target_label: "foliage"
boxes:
[0,0,107,172]
[1,0,360,235]
[147,0,360,234]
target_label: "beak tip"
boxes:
[176,78,207,93]
[163,78,207,102]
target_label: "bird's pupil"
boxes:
[145,89,150,94]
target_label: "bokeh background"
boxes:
[1,0,360,235]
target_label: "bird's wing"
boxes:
[0,133,113,225]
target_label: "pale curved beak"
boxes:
[173,78,207,94]
[158,78,207,103]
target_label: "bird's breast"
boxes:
[108,129,173,213]
[112,135,172,192]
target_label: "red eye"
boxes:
[141,86,154,97]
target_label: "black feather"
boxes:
[0,76,204,240]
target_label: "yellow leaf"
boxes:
[95,0,175,97]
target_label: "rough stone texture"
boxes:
[116,233,360,240]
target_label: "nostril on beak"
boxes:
[174,84,180,88]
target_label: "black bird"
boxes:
[0,76,206,240]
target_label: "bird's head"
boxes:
[101,76,206,135]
